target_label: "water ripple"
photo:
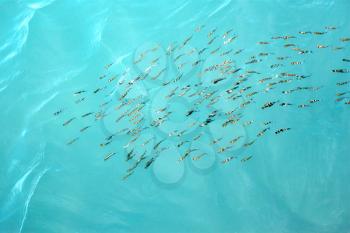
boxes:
[208,0,232,18]
[19,168,49,233]
[165,1,189,20]
[0,8,34,65]
[29,91,58,117]
[0,143,48,233]
[22,0,56,10]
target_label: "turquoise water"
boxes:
[1,0,350,233]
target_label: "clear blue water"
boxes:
[1,0,350,233]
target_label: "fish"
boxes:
[264,121,272,126]
[336,92,349,96]
[313,31,327,35]
[317,44,328,48]
[80,126,90,132]
[104,152,116,161]
[336,81,350,86]
[192,153,207,161]
[245,58,259,64]
[221,156,236,164]
[95,111,107,121]
[57,24,350,180]
[299,31,312,35]
[145,158,155,169]
[174,53,185,62]
[192,59,203,66]
[122,171,134,180]
[259,77,272,83]
[270,64,283,68]
[246,91,258,97]
[108,76,117,82]
[279,102,293,106]
[208,28,217,38]
[241,155,253,162]
[240,100,254,108]
[243,140,256,147]
[332,69,349,73]
[217,146,233,153]
[104,63,113,69]
[178,149,198,161]
[272,35,295,39]
[298,104,310,108]
[340,38,350,42]
[335,97,349,102]
[199,47,208,55]
[177,140,189,148]
[224,36,237,45]
[261,101,278,109]
[81,112,94,118]
[208,36,217,45]
[221,49,233,56]
[246,70,260,74]
[94,87,103,94]
[257,127,270,137]
[100,141,111,147]
[234,49,244,55]
[126,149,134,161]
[53,109,63,116]
[210,46,221,54]
[153,139,166,150]
[186,109,197,116]
[151,57,160,65]
[75,97,85,104]
[222,117,239,127]
[212,77,226,84]
[210,138,223,145]
[309,99,320,103]
[276,56,290,60]
[74,90,86,95]
[284,43,296,47]
[275,128,291,134]
[193,133,203,141]
[298,50,312,54]
[63,117,76,126]
[243,120,254,127]
[67,137,79,145]
[105,134,115,141]
[258,52,268,56]
[195,25,205,32]
[296,75,311,80]
[222,29,233,39]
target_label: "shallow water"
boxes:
[1,0,350,233]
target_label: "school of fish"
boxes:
[53,24,350,180]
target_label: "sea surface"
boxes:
[1,0,350,233]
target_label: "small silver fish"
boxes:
[104,152,116,161]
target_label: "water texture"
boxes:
[0,1,350,233]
